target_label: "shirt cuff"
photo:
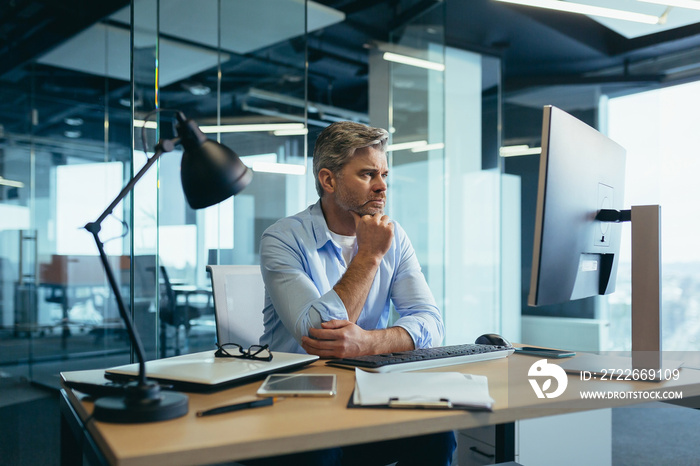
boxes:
[307,289,349,328]
[393,316,439,349]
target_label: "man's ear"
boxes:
[318,168,337,194]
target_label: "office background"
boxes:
[1,1,700,464]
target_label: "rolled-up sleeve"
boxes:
[260,231,348,345]
[390,227,444,349]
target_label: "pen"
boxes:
[196,397,274,417]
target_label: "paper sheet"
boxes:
[353,368,494,410]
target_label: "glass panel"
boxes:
[150,0,310,357]
[606,82,700,352]
[385,5,446,321]
[0,10,134,383]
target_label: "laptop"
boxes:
[105,265,318,392]
[105,350,318,392]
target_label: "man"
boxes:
[260,121,444,358]
[253,121,455,466]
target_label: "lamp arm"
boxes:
[89,138,179,228]
[84,137,178,387]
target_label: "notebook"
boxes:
[105,350,318,392]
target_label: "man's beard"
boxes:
[335,187,385,216]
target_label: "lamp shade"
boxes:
[177,113,253,209]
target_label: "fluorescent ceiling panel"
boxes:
[568,0,700,38]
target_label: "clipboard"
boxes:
[346,390,489,411]
[347,369,494,411]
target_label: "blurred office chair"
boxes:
[206,265,264,348]
[157,263,213,357]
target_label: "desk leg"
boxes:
[495,422,515,463]
[60,391,83,466]
[60,390,109,466]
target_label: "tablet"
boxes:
[514,347,576,358]
[257,374,337,397]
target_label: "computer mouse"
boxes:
[475,333,512,347]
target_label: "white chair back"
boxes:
[206,265,265,348]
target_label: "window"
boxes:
[605,81,700,351]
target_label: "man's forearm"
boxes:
[302,321,415,358]
[333,251,380,323]
[366,326,415,354]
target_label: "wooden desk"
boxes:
[60,353,700,466]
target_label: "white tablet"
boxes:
[257,374,337,397]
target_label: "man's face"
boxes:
[333,146,388,216]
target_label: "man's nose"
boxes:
[374,176,387,191]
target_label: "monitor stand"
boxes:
[630,205,662,370]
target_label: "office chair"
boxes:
[206,265,264,348]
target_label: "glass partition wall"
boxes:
[371,4,511,345]
[0,0,315,385]
[0,1,510,387]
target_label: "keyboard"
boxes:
[326,343,514,373]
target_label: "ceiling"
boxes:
[2,0,700,152]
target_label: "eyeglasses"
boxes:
[215,342,273,361]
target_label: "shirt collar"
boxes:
[310,200,336,250]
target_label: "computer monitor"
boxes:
[528,105,664,369]
[528,105,626,307]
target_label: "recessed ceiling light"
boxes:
[182,82,211,96]
[382,52,445,71]
[0,176,24,188]
[64,117,84,126]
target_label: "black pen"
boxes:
[196,397,275,417]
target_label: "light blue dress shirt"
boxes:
[259,200,444,354]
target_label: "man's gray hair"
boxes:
[312,121,389,197]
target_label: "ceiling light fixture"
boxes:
[411,142,445,153]
[240,153,306,175]
[0,176,25,188]
[637,0,700,11]
[382,52,445,71]
[64,117,84,126]
[249,162,306,175]
[133,120,305,134]
[273,127,309,136]
[198,123,305,133]
[494,0,661,24]
[499,145,542,157]
[133,119,158,129]
[386,140,429,152]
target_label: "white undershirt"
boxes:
[329,231,357,266]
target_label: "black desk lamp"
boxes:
[84,111,252,423]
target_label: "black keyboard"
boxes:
[326,343,514,373]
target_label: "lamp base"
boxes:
[93,383,189,423]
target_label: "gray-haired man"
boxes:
[253,121,455,466]
[260,121,444,358]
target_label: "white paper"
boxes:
[353,368,494,409]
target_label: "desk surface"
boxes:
[61,353,700,466]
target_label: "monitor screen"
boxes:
[528,105,626,307]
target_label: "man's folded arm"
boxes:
[260,234,348,344]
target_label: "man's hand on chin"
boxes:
[301,319,370,359]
